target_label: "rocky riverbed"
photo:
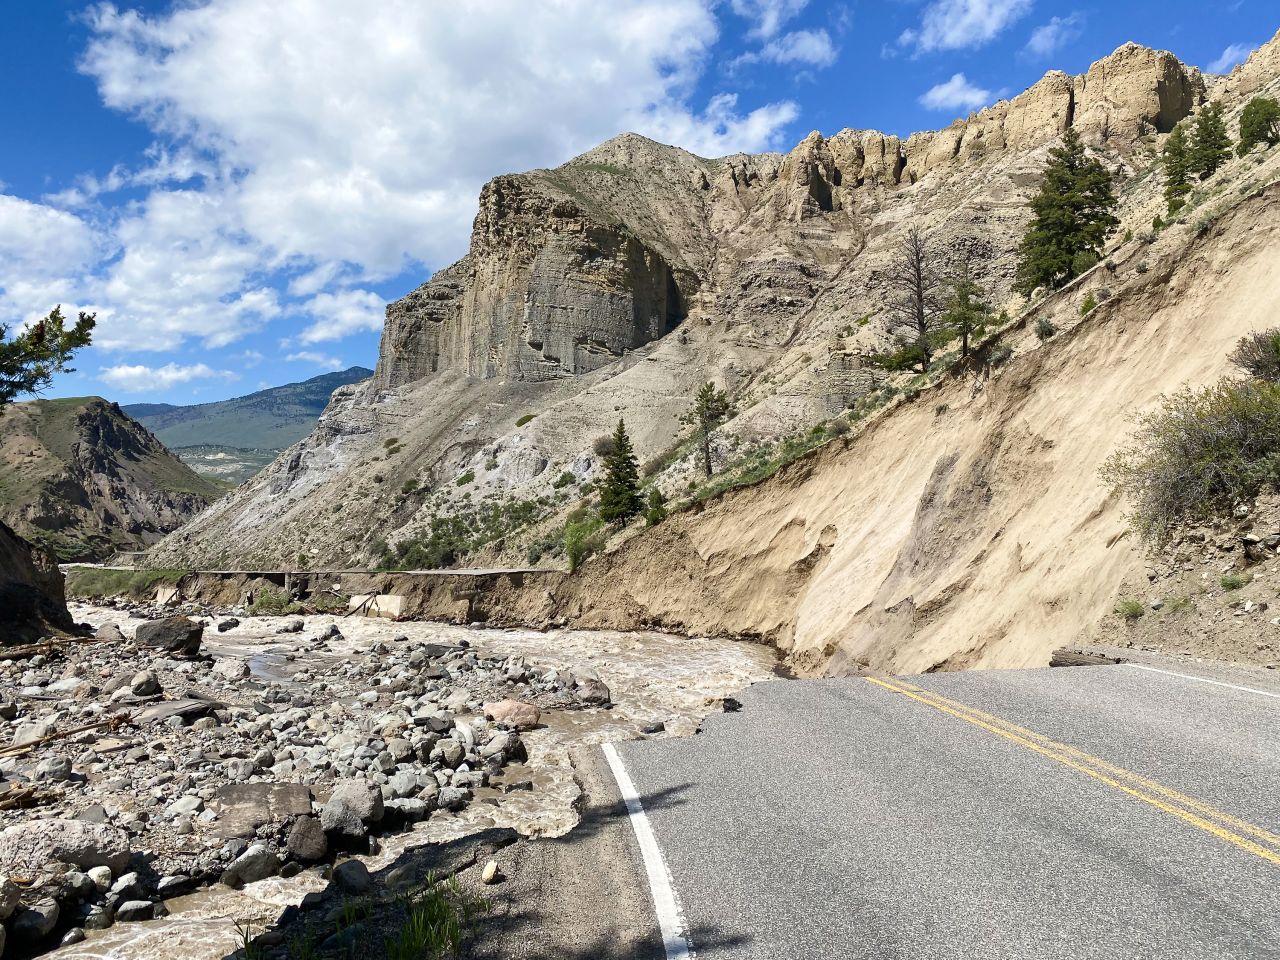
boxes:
[0,601,776,959]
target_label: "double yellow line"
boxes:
[865,675,1280,866]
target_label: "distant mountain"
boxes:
[123,366,372,483]
[0,397,224,561]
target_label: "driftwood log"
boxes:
[1049,647,1121,668]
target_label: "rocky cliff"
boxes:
[0,520,72,643]
[150,32,1280,675]
[0,398,224,561]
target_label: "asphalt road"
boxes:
[614,662,1280,959]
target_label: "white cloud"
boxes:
[761,29,838,67]
[901,0,1032,54]
[99,361,235,392]
[1025,14,1084,58]
[30,0,803,357]
[919,73,994,111]
[730,0,809,38]
[286,351,345,371]
[0,195,103,328]
[1208,42,1255,74]
[298,289,386,344]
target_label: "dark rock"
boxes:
[332,859,373,895]
[216,618,240,632]
[134,616,203,656]
[321,780,384,838]
[116,900,168,922]
[12,899,60,942]
[286,816,328,862]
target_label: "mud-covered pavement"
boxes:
[1,602,775,960]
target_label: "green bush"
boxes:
[455,471,475,487]
[1080,292,1098,316]
[1220,572,1252,591]
[564,514,606,572]
[551,470,577,489]
[1114,597,1145,620]
[1035,317,1056,341]
[516,414,535,427]
[645,487,668,526]
[64,567,188,601]
[249,588,303,616]
[1102,377,1280,545]
[1136,261,1149,274]
[378,497,547,570]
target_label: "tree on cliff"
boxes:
[1161,124,1193,214]
[940,260,990,360]
[597,419,643,525]
[1238,96,1280,156]
[876,226,946,372]
[1015,128,1118,295]
[685,381,733,477]
[1188,101,1232,179]
[1,305,96,407]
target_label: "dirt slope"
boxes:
[542,184,1280,675]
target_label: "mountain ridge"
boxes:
[0,396,223,560]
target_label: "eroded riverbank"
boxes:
[1,602,775,960]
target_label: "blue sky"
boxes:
[1,0,1275,405]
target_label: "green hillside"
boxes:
[124,366,372,450]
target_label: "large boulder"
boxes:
[134,616,203,656]
[285,816,328,862]
[321,780,384,838]
[221,845,281,887]
[0,819,130,874]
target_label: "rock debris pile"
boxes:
[0,607,611,955]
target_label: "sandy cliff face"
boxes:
[151,30,1280,668]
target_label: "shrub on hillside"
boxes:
[1228,328,1280,383]
[1102,378,1280,545]
[564,514,607,572]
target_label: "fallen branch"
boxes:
[0,713,130,760]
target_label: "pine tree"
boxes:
[940,261,990,359]
[597,419,643,525]
[685,382,732,477]
[1161,124,1192,214]
[1,305,95,407]
[1014,128,1119,295]
[1188,101,1232,179]
[1238,96,1280,156]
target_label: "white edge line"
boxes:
[1128,663,1280,700]
[601,742,695,960]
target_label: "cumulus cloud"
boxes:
[298,289,386,344]
[286,351,346,370]
[761,29,839,67]
[919,73,994,111]
[900,0,1032,54]
[1208,42,1255,74]
[99,361,236,392]
[0,195,104,328]
[5,0,805,358]
[1025,14,1084,58]
[730,0,809,38]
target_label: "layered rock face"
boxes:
[0,399,223,561]
[151,37,1249,576]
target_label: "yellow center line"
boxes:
[883,678,1280,852]
[864,676,1280,867]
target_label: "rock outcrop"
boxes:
[0,521,72,643]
